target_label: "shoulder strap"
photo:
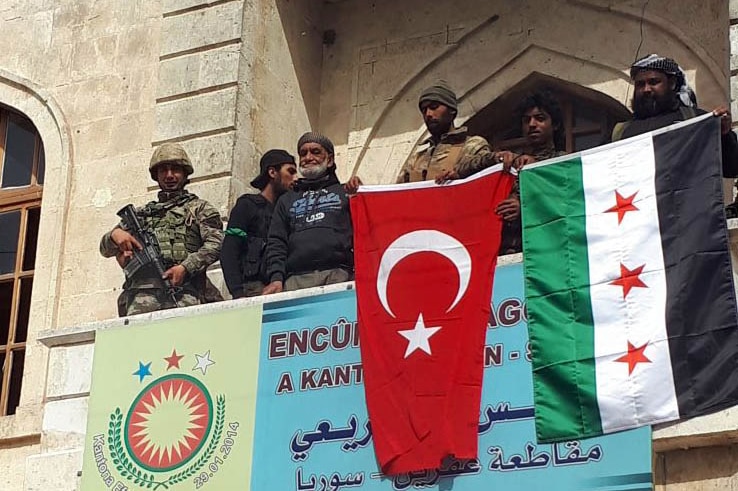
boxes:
[611,122,629,142]
[679,105,698,120]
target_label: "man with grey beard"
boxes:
[262,132,360,294]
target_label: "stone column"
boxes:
[154,0,322,297]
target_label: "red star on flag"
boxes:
[605,190,639,224]
[615,341,651,375]
[609,263,648,298]
[164,349,184,370]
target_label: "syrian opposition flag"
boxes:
[520,114,738,443]
[351,166,513,474]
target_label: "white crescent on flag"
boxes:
[376,229,472,318]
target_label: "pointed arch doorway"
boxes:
[465,73,631,154]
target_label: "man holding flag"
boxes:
[521,111,738,443]
[611,54,738,177]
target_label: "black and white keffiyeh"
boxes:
[630,54,696,107]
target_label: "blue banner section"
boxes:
[250,263,652,490]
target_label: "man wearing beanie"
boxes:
[397,80,496,183]
[262,132,360,293]
[221,149,298,298]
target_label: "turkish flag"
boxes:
[351,167,514,475]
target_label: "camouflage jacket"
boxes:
[511,145,566,198]
[397,126,494,183]
[100,190,224,290]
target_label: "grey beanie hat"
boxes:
[418,80,458,112]
[297,132,334,156]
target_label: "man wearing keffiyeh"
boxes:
[611,53,738,178]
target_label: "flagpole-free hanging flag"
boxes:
[351,166,514,475]
[520,114,738,443]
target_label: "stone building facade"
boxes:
[0,0,737,489]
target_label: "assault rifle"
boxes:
[117,204,181,307]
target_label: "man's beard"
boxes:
[425,119,451,138]
[632,91,678,119]
[272,177,293,195]
[300,161,329,179]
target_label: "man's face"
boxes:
[298,142,333,179]
[522,106,555,148]
[632,70,677,118]
[156,162,187,192]
[270,163,298,194]
[420,100,454,137]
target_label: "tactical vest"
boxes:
[241,195,273,282]
[611,106,698,142]
[140,193,201,266]
[405,143,465,182]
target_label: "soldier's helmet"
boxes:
[149,143,194,181]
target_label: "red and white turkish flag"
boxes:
[350,166,514,475]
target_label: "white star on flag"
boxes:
[193,350,215,375]
[398,313,441,358]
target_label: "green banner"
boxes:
[81,306,262,490]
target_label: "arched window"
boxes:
[0,106,44,416]
[466,73,631,154]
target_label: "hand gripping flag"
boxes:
[520,114,738,442]
[350,166,514,474]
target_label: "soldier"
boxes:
[397,80,499,183]
[221,149,298,298]
[100,143,224,316]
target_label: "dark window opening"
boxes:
[0,105,43,416]
[465,72,631,155]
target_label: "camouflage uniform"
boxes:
[397,126,494,183]
[100,144,224,316]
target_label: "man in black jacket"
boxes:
[612,54,738,178]
[221,149,297,298]
[262,132,360,294]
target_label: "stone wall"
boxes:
[0,0,736,488]
[0,1,323,488]
[317,0,730,184]
[0,4,164,488]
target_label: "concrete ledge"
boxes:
[0,405,43,446]
[38,252,526,348]
[654,405,738,452]
[38,281,357,348]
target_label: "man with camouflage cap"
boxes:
[100,143,224,316]
[397,80,498,183]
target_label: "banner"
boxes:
[81,307,262,490]
[81,263,652,490]
[251,263,652,490]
